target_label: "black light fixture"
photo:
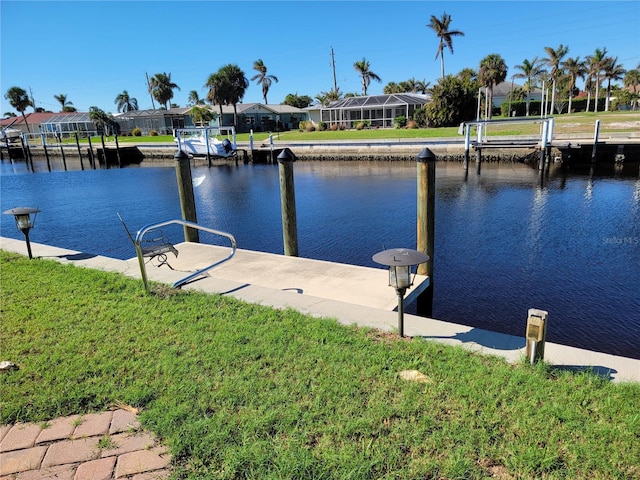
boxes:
[372,248,430,337]
[3,207,40,259]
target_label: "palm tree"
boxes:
[250,59,278,104]
[478,54,507,119]
[315,87,342,106]
[405,77,429,94]
[562,56,586,114]
[602,56,625,111]
[586,48,608,112]
[187,90,205,106]
[4,86,32,133]
[623,68,640,110]
[513,57,544,116]
[206,65,248,128]
[53,94,76,112]
[114,90,138,113]
[148,72,180,110]
[427,12,465,79]
[88,106,114,135]
[353,58,381,96]
[205,72,227,121]
[543,44,569,115]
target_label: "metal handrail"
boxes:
[135,219,236,293]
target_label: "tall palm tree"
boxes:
[543,44,569,115]
[623,68,640,110]
[4,86,32,133]
[53,94,76,112]
[513,57,544,116]
[205,72,227,121]
[206,65,248,128]
[478,54,507,119]
[353,58,381,96]
[562,56,586,114]
[603,56,625,111]
[586,47,608,112]
[148,72,180,110]
[114,90,138,113]
[427,12,465,80]
[250,59,278,104]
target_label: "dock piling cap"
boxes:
[372,248,429,267]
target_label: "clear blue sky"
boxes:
[2,0,639,115]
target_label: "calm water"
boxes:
[2,158,639,359]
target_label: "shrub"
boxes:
[394,116,407,129]
[356,120,371,130]
[318,122,328,131]
[413,107,428,128]
[304,121,315,132]
[149,130,158,136]
[132,127,142,137]
[406,120,418,129]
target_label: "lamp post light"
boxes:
[3,207,40,259]
[372,248,430,337]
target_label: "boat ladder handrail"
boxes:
[135,219,236,293]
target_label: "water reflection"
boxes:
[1,159,639,359]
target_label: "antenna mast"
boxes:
[330,47,337,92]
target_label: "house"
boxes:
[196,103,307,133]
[307,93,430,129]
[1,112,62,136]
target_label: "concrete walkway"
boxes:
[0,409,170,480]
[2,236,638,383]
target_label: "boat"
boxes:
[1,119,22,144]
[174,126,237,158]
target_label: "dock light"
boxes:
[372,248,430,337]
[3,207,40,259]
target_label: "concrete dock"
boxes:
[2,236,638,383]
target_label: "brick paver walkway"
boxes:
[0,409,171,479]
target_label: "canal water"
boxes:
[2,158,639,359]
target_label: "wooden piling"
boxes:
[41,134,51,171]
[416,148,435,317]
[59,143,67,171]
[114,134,122,168]
[87,136,95,168]
[75,133,84,170]
[100,135,108,169]
[174,150,200,243]
[277,148,299,257]
[463,124,470,170]
[591,119,601,164]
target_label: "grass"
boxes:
[103,110,640,145]
[1,250,639,479]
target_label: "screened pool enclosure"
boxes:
[319,94,429,128]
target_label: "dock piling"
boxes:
[416,147,436,317]
[277,148,299,257]
[175,150,200,243]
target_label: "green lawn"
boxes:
[108,110,639,145]
[1,250,638,479]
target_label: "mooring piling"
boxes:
[277,148,299,257]
[416,147,436,317]
[174,150,200,243]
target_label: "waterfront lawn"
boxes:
[1,250,638,479]
[111,110,639,144]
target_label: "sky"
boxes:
[1,0,639,116]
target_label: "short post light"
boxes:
[4,207,40,259]
[372,248,430,337]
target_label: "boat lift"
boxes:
[460,117,555,170]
